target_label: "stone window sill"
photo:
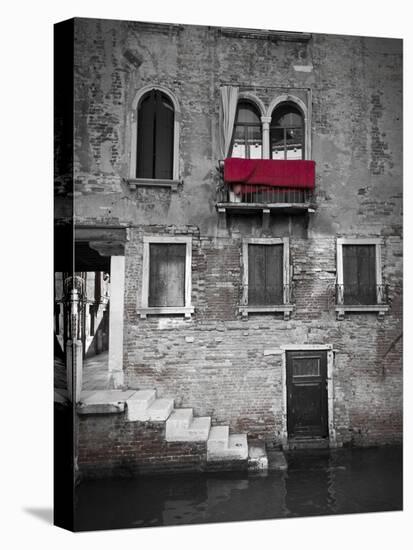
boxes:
[335,304,389,320]
[126,178,181,191]
[239,305,294,320]
[138,306,194,319]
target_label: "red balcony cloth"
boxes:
[224,158,315,190]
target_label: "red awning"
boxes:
[224,158,316,190]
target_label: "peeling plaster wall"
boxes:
[66,18,402,447]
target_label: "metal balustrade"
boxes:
[217,183,314,205]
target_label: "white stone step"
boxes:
[207,433,248,461]
[248,440,268,471]
[165,409,193,439]
[77,390,136,415]
[145,398,174,421]
[207,425,229,452]
[185,417,211,440]
[166,414,211,442]
[227,434,249,459]
[126,390,157,421]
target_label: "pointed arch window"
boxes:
[270,103,305,160]
[137,89,174,179]
[230,101,262,159]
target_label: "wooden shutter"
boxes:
[154,92,174,179]
[248,245,266,305]
[265,245,283,304]
[149,244,185,307]
[137,91,156,178]
[343,245,376,304]
[248,244,283,305]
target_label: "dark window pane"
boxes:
[154,92,174,179]
[137,92,155,178]
[270,103,304,160]
[236,101,261,124]
[292,357,321,377]
[231,101,262,159]
[271,104,303,128]
[137,90,174,179]
[343,245,376,305]
[149,244,185,307]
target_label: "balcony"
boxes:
[335,284,389,320]
[217,184,314,209]
[216,158,316,223]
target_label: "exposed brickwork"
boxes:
[121,228,402,448]
[62,19,403,475]
[77,413,207,479]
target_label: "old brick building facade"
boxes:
[55,18,402,477]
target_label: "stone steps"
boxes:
[207,427,248,461]
[287,437,330,450]
[77,388,269,471]
[248,440,269,471]
[78,390,136,415]
[166,408,211,441]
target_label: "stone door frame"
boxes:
[279,344,337,449]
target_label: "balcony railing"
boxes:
[335,284,388,306]
[217,183,314,205]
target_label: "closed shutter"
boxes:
[248,244,283,305]
[343,245,376,304]
[149,244,185,307]
[248,245,266,305]
[265,244,283,304]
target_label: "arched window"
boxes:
[230,101,262,159]
[270,102,304,160]
[137,89,174,179]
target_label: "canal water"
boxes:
[74,446,402,531]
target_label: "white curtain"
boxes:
[219,86,239,159]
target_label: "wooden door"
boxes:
[286,350,328,438]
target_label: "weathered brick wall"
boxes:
[122,227,402,447]
[67,19,402,450]
[77,413,207,479]
[69,20,402,235]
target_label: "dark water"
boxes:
[74,446,402,531]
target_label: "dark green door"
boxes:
[286,350,328,438]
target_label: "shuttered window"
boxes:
[248,244,283,305]
[137,90,174,179]
[342,244,377,305]
[148,244,186,307]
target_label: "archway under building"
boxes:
[54,225,127,396]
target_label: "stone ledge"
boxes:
[126,178,181,191]
[138,306,194,319]
[77,390,136,415]
[335,305,389,320]
[239,305,294,320]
